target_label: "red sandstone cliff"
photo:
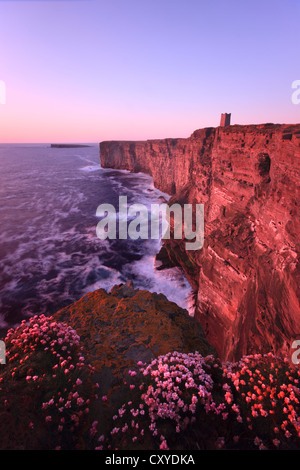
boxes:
[100,124,300,361]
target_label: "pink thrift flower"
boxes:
[273,438,280,447]
[159,439,169,450]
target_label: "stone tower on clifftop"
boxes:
[220,113,231,127]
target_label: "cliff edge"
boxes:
[100,124,300,361]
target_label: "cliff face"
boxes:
[100,124,300,361]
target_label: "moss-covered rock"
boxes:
[54,282,215,402]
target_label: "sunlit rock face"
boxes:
[100,124,300,361]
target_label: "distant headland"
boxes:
[50,144,92,148]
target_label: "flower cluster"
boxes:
[106,351,228,450]
[141,352,226,436]
[0,314,98,450]
[2,314,300,451]
[105,351,300,450]
[223,352,300,449]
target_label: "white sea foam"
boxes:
[0,144,193,330]
[80,164,101,172]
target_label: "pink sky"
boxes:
[0,0,299,143]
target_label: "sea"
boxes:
[0,143,192,337]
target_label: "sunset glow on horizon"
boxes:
[0,0,299,144]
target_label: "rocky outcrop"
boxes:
[54,282,214,401]
[100,124,300,361]
[0,283,215,450]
